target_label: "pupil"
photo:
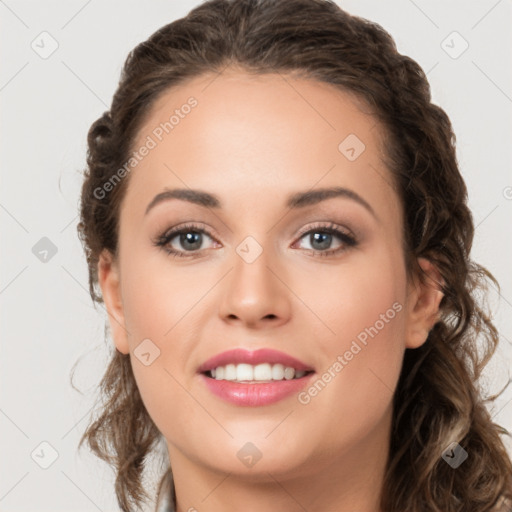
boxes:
[181,232,201,250]
[311,232,331,250]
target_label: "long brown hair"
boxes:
[75,0,512,510]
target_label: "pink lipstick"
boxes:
[198,348,315,407]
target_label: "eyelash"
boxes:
[153,222,358,259]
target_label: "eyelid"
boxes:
[157,221,217,240]
[294,221,355,240]
[153,220,359,259]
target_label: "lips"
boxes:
[197,348,315,374]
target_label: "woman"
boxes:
[76,0,512,510]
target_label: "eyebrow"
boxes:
[145,186,377,218]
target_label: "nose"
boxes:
[218,245,292,329]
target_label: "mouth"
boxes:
[197,348,316,406]
[197,347,315,383]
[202,363,315,383]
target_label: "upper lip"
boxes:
[197,348,315,373]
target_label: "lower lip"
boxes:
[199,373,315,406]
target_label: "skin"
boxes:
[97,68,444,512]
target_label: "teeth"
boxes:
[271,363,284,380]
[284,366,295,380]
[225,364,237,380]
[236,363,253,381]
[210,363,309,382]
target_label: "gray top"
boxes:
[154,470,175,512]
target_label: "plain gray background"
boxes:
[1,1,511,510]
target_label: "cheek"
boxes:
[120,249,205,345]
[122,279,198,441]
[306,254,406,429]
[306,245,405,349]
[118,252,212,436]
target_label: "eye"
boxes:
[153,222,217,258]
[293,222,358,257]
[153,221,358,259]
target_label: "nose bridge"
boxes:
[218,231,290,326]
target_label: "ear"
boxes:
[97,249,130,355]
[404,257,445,349]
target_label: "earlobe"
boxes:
[97,249,130,355]
[405,257,445,350]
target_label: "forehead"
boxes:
[123,69,399,226]
[133,69,382,156]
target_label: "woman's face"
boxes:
[99,69,441,483]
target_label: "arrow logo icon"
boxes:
[236,236,263,264]
[338,134,365,161]
[441,442,468,468]
[237,442,262,468]
[134,339,161,366]
[32,237,58,263]
[30,441,59,469]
